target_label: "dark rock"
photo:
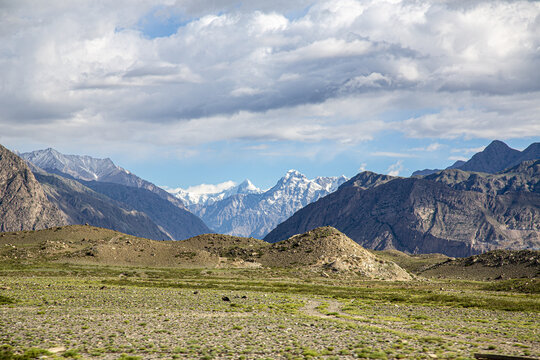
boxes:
[265,163,539,257]
[221,296,230,302]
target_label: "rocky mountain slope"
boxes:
[20,148,211,240]
[182,170,348,238]
[265,163,540,257]
[0,145,66,232]
[34,170,171,240]
[79,180,210,240]
[412,140,540,176]
[21,148,184,209]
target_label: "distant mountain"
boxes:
[80,180,210,240]
[169,179,262,207]
[412,140,539,176]
[21,148,185,209]
[457,140,522,173]
[0,145,66,232]
[34,170,171,240]
[264,164,540,257]
[179,170,348,238]
[18,147,210,240]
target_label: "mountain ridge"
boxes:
[264,162,540,257]
[411,140,540,176]
[185,170,348,238]
[21,148,185,210]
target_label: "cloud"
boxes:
[371,152,416,158]
[451,146,485,154]
[184,181,237,195]
[0,0,539,155]
[410,142,444,152]
[386,160,404,176]
[448,156,467,162]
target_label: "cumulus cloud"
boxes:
[0,0,539,155]
[386,160,404,176]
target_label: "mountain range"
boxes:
[21,148,185,209]
[167,179,263,207]
[7,147,210,239]
[265,141,540,257]
[171,170,348,238]
[2,139,539,257]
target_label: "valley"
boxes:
[1,140,539,359]
[0,261,538,360]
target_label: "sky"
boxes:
[1,0,539,190]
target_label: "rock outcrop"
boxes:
[0,145,66,232]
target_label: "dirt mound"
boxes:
[261,227,412,280]
[420,250,540,280]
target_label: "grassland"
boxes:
[0,263,538,360]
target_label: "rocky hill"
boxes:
[259,227,411,280]
[0,225,219,267]
[0,225,410,280]
[418,250,540,280]
[264,165,540,257]
[0,145,66,232]
[21,148,185,209]
[184,170,347,238]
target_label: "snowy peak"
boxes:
[167,179,262,206]
[21,148,186,210]
[183,170,349,238]
[21,148,124,181]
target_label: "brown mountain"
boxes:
[264,165,540,257]
[0,145,66,232]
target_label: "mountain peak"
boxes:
[237,179,259,192]
[484,140,512,152]
[285,169,303,177]
[454,140,521,174]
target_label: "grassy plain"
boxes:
[0,263,538,360]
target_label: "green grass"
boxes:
[0,295,14,305]
[483,279,540,294]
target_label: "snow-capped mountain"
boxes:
[175,170,348,238]
[21,148,185,209]
[167,179,262,207]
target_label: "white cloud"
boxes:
[448,156,467,162]
[0,0,539,156]
[185,181,237,195]
[371,152,416,158]
[411,142,444,152]
[358,163,367,172]
[386,160,404,176]
[450,146,485,154]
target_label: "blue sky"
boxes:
[0,0,539,190]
